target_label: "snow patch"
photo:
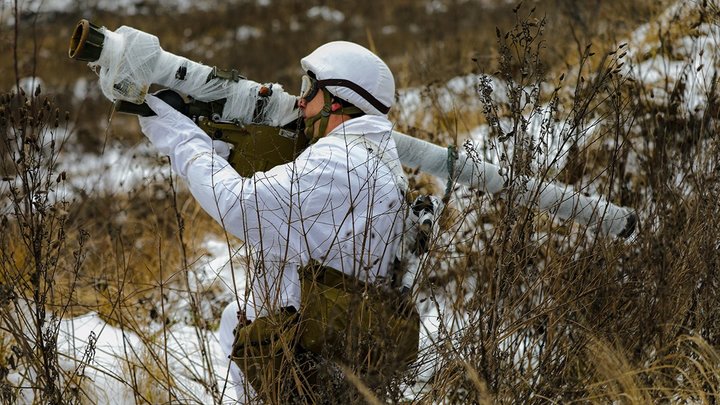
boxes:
[15,77,44,95]
[425,0,448,14]
[58,142,165,197]
[623,0,720,116]
[306,6,345,23]
[235,26,262,41]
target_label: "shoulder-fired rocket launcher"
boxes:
[69,19,637,238]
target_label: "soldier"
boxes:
[139,41,418,403]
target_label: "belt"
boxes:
[299,260,370,293]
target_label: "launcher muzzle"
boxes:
[69,19,105,62]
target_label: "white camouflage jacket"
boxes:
[139,95,405,315]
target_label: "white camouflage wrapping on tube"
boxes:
[91,25,298,126]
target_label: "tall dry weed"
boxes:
[402,4,719,404]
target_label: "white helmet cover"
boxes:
[300,41,395,116]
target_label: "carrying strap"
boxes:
[304,89,364,142]
[316,78,391,114]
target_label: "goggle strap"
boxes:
[317,78,390,114]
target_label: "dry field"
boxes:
[1,0,719,403]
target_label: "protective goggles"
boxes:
[300,74,321,102]
[299,73,391,114]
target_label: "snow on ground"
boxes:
[8,236,246,404]
[396,74,489,130]
[621,0,719,199]
[58,142,166,196]
[396,71,583,171]
[625,3,720,116]
[306,6,345,23]
[55,312,234,403]
[0,137,168,217]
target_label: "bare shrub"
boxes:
[403,4,719,404]
[0,68,76,405]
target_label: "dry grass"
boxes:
[1,0,719,403]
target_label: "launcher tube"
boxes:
[392,131,635,237]
[80,22,297,126]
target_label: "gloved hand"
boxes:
[212,139,232,160]
[139,94,202,156]
[139,94,232,159]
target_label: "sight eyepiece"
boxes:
[68,19,105,62]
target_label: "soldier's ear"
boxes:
[330,102,342,112]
